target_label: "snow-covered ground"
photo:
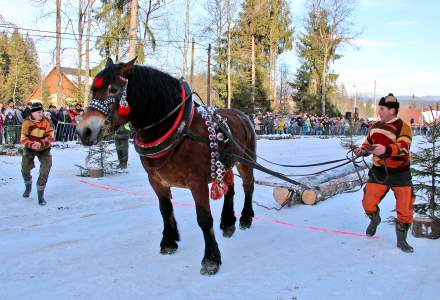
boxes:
[1,137,439,300]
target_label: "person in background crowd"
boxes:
[253,114,262,135]
[4,100,20,144]
[68,105,79,124]
[20,102,55,206]
[48,105,58,129]
[23,101,32,119]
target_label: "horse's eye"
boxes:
[109,86,119,94]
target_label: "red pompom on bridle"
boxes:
[117,76,130,116]
[118,101,131,116]
[93,76,104,89]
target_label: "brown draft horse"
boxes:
[76,58,256,275]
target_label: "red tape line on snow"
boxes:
[79,179,380,239]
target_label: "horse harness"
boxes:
[88,77,367,196]
[88,77,234,175]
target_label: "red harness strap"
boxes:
[135,83,195,159]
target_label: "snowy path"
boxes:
[1,138,439,300]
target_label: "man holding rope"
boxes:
[354,93,414,253]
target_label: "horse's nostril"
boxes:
[84,127,92,140]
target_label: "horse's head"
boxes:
[76,57,136,146]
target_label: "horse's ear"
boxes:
[105,57,114,68]
[119,57,137,78]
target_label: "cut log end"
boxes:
[302,190,317,205]
[273,187,292,206]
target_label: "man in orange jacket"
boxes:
[354,93,414,253]
[21,102,55,205]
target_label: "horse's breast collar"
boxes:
[134,80,194,158]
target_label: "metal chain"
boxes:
[199,106,226,184]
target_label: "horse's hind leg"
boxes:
[149,179,180,254]
[190,183,221,275]
[220,183,236,237]
[237,163,255,229]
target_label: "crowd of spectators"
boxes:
[0,100,83,145]
[250,112,429,137]
[0,101,433,146]
[251,112,372,136]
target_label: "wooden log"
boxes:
[290,158,371,187]
[256,169,367,206]
[300,171,366,205]
[89,168,104,178]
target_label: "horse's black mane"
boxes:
[99,64,181,131]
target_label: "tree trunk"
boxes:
[77,0,84,103]
[251,35,255,107]
[128,0,138,60]
[84,0,95,104]
[268,43,273,107]
[321,52,328,115]
[56,0,63,107]
[183,0,190,78]
[227,12,231,109]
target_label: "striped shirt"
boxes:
[20,117,55,151]
[360,117,412,172]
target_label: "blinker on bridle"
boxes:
[88,76,130,116]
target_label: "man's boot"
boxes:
[22,181,32,198]
[366,207,381,236]
[37,185,46,206]
[396,221,414,253]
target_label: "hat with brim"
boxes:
[378,93,399,110]
[30,102,44,113]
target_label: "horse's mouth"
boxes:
[77,126,103,146]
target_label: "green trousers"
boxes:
[115,138,129,166]
[21,148,52,187]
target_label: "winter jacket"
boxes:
[20,117,55,151]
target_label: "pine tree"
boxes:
[0,31,40,105]
[412,106,440,220]
[95,0,130,61]
[224,0,293,112]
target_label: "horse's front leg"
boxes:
[190,183,221,275]
[220,183,236,237]
[149,178,180,254]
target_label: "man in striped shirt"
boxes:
[20,102,55,206]
[354,93,414,253]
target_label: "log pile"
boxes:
[255,158,371,206]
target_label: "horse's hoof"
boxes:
[239,217,253,230]
[160,247,177,255]
[221,224,236,238]
[200,259,220,275]
[160,240,178,254]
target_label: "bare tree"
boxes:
[307,0,358,115]
[84,0,96,103]
[128,0,139,59]
[56,0,63,106]
[183,0,190,77]
[202,0,239,108]
[137,0,168,63]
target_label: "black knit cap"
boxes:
[30,102,44,112]
[378,93,399,109]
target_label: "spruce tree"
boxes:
[412,106,440,221]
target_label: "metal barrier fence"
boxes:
[0,122,427,145]
[0,122,78,145]
[55,122,77,142]
[255,125,426,137]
